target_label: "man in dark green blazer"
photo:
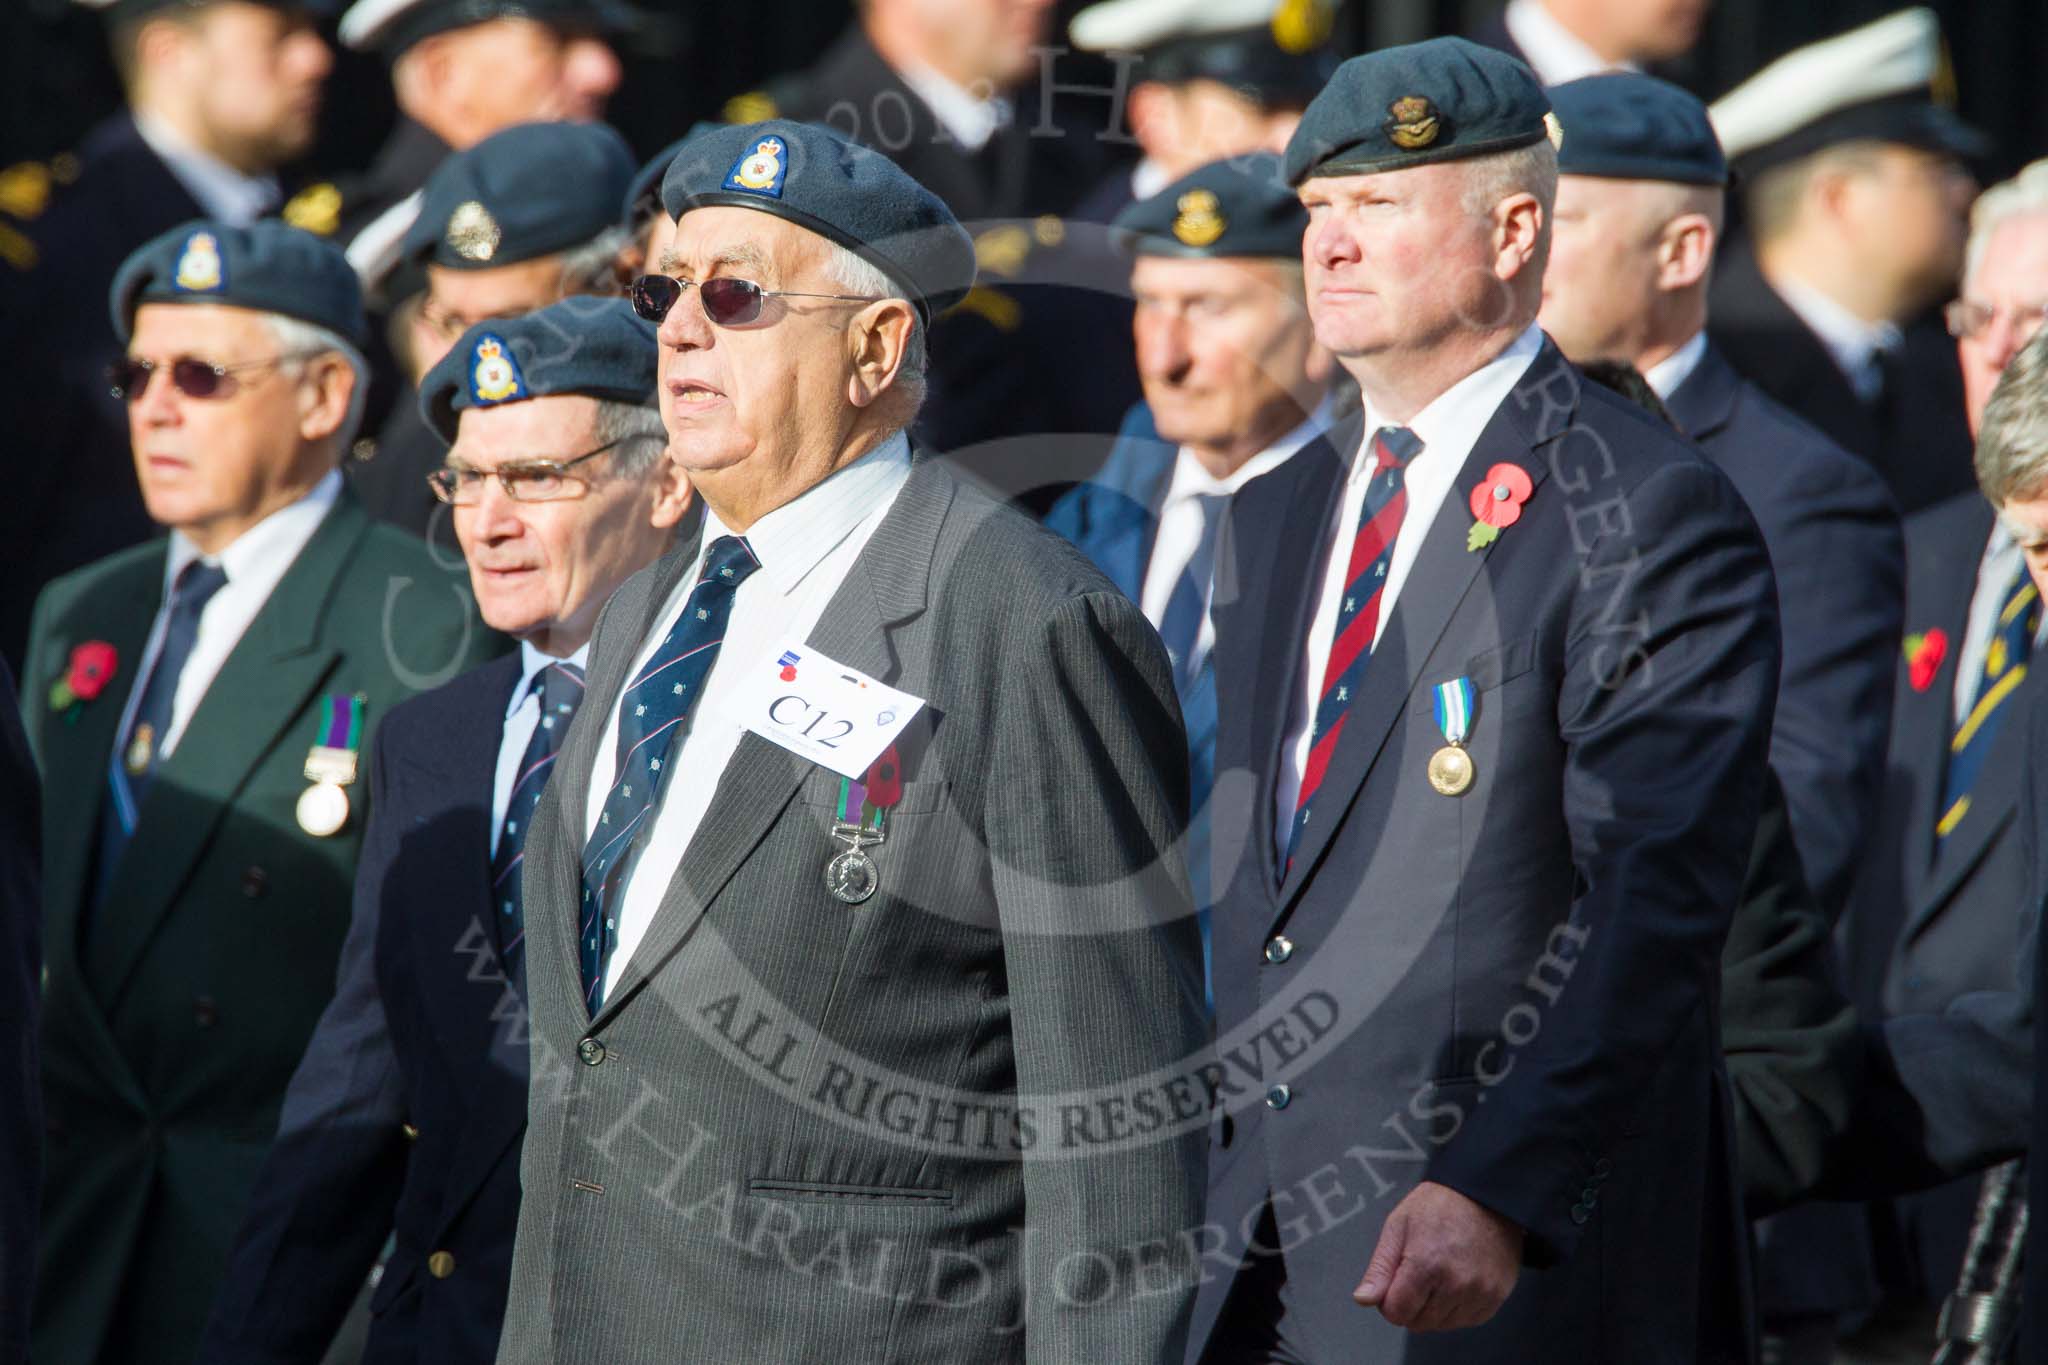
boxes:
[18,220,496,1365]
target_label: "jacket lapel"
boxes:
[1910,675,2043,934]
[1276,346,1575,911]
[589,463,952,1028]
[37,559,160,1107]
[87,495,372,1003]
[1663,342,1742,446]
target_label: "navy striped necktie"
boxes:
[1285,426,1419,875]
[492,660,585,985]
[578,535,759,1013]
[1938,567,2039,844]
[1157,491,1231,696]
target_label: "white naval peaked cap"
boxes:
[1070,0,1289,52]
[336,0,417,49]
[1709,7,1985,175]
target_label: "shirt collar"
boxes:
[165,468,343,593]
[133,111,280,226]
[1503,0,1639,85]
[898,63,1011,153]
[1353,323,1546,482]
[1643,330,1711,401]
[699,431,914,597]
[509,639,592,719]
[1772,274,1904,380]
[1163,392,1338,504]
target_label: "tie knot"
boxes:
[702,535,761,590]
[537,660,586,717]
[174,560,229,614]
[1374,426,1422,469]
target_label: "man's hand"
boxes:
[1352,1180,1524,1331]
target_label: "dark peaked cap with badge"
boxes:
[1284,35,1558,186]
[1550,72,1728,186]
[419,295,657,443]
[1113,152,1308,258]
[407,120,637,270]
[659,120,976,327]
[78,0,338,19]
[110,218,368,347]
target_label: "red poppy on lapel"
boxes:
[49,639,118,719]
[1904,628,1948,693]
[1467,463,1534,552]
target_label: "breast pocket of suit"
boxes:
[791,766,983,918]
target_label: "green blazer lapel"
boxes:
[591,462,951,1026]
[34,556,161,1104]
[87,495,374,1000]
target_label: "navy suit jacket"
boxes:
[1043,404,1223,913]
[1709,242,1974,517]
[1196,341,1779,1364]
[0,659,40,1365]
[201,654,528,1365]
[1665,342,1904,920]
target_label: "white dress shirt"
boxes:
[899,64,1012,153]
[584,434,913,1001]
[491,641,591,857]
[1138,399,1334,664]
[133,112,280,226]
[1503,0,1638,85]
[1955,523,2048,722]
[1642,330,1710,402]
[129,470,342,759]
[1772,274,1903,404]
[1273,325,1544,860]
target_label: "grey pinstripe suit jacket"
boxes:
[497,456,1210,1364]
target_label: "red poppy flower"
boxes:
[66,641,118,701]
[1906,628,1948,693]
[1469,463,1535,530]
[864,745,903,809]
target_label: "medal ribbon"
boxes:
[834,744,904,833]
[319,692,364,752]
[1433,677,1475,747]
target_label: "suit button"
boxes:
[577,1037,607,1066]
[427,1250,456,1279]
[193,997,218,1028]
[401,1123,420,1141]
[1594,1158,1612,1178]
[1265,1084,1292,1110]
[1570,1204,1590,1226]
[240,866,267,899]
[1263,936,1294,964]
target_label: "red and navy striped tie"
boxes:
[491,660,585,986]
[578,535,759,1012]
[1285,426,1420,874]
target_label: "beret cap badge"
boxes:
[469,334,526,405]
[1171,189,1228,248]
[1385,96,1442,151]
[173,231,224,293]
[446,200,502,262]
[726,137,789,199]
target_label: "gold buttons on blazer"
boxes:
[427,1251,456,1279]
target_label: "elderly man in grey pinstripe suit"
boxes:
[496,123,1210,1364]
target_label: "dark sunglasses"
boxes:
[629,274,880,328]
[108,352,311,402]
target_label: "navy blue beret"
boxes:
[1284,36,1555,186]
[339,0,643,56]
[111,219,367,346]
[621,122,718,227]
[1114,153,1306,260]
[659,120,976,326]
[418,295,658,444]
[407,120,637,271]
[1550,73,1727,187]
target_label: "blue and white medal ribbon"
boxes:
[1428,677,1476,796]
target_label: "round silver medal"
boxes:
[296,780,350,837]
[825,847,879,904]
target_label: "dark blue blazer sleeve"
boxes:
[1756,443,1903,920]
[1429,456,1781,1260]
[0,659,40,1365]
[196,722,411,1364]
